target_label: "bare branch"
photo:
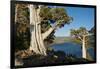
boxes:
[78,36,83,41]
[42,27,55,40]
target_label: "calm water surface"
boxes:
[50,42,95,59]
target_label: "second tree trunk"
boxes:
[82,36,87,59]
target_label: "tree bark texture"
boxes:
[29,5,53,56]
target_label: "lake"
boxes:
[50,42,95,59]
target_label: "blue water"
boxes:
[50,42,95,59]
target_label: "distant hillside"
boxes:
[53,37,72,44]
[48,37,81,46]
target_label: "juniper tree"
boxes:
[15,4,72,55]
[70,27,90,59]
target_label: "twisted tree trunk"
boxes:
[29,5,52,56]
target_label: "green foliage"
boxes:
[40,6,73,28]
[51,8,72,25]
[15,4,30,51]
[16,4,29,24]
[89,27,95,34]
[70,27,88,41]
[71,27,88,37]
[40,6,52,20]
[88,27,95,48]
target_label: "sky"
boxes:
[54,6,95,37]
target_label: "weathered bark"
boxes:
[29,4,47,55]
[42,22,58,40]
[36,24,47,55]
[82,36,87,59]
[29,5,41,54]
